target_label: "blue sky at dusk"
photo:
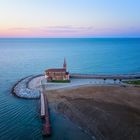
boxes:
[0,0,140,37]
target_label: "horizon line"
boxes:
[0,37,140,39]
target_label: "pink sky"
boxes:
[0,0,140,38]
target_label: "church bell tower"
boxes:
[63,58,67,70]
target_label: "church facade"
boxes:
[45,59,70,82]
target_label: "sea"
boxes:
[0,38,140,140]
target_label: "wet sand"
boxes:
[46,85,140,140]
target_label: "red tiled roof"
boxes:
[45,68,66,72]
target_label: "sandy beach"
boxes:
[22,75,140,139]
[46,85,140,140]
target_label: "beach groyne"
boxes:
[40,80,51,136]
[40,92,45,118]
[41,92,51,136]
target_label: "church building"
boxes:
[45,59,70,82]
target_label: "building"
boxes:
[45,59,70,82]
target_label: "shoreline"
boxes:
[11,73,140,139]
[12,73,140,99]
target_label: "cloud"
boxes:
[6,26,95,37]
[8,25,94,33]
[9,27,29,30]
[6,25,140,37]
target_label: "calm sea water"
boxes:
[0,38,140,140]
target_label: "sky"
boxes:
[0,0,140,38]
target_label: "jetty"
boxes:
[40,87,51,136]
[40,92,45,118]
[70,73,140,80]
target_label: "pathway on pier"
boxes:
[40,83,51,136]
[40,92,45,118]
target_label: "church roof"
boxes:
[46,68,66,72]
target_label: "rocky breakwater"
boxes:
[12,76,40,99]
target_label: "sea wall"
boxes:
[12,76,40,99]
